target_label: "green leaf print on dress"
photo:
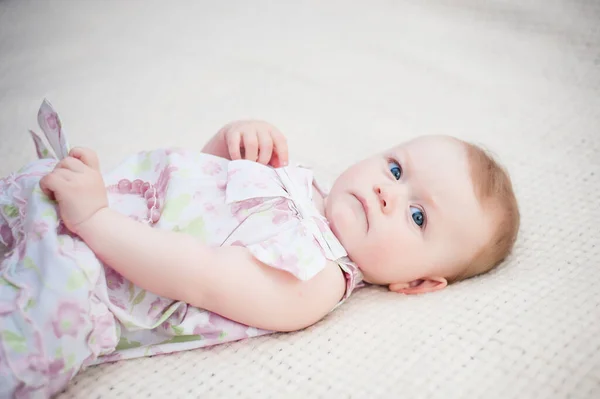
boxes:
[173,216,206,240]
[116,337,142,351]
[130,153,152,175]
[160,335,203,345]
[2,331,27,353]
[3,205,18,218]
[66,270,87,291]
[161,194,192,223]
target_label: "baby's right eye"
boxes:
[388,160,402,180]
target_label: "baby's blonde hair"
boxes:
[450,141,520,282]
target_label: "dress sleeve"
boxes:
[243,223,330,281]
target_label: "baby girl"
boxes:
[0,101,519,397]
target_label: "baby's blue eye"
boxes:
[388,161,402,180]
[410,206,425,228]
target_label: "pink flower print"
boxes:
[104,267,125,290]
[52,301,86,338]
[258,240,272,250]
[272,213,289,225]
[14,383,36,398]
[91,312,117,354]
[45,359,67,379]
[192,324,218,339]
[254,182,268,189]
[161,321,171,332]
[230,240,245,247]
[297,224,309,237]
[16,241,26,262]
[155,165,177,200]
[172,303,187,323]
[108,296,127,310]
[231,198,264,220]
[313,217,329,234]
[46,113,59,130]
[0,301,15,315]
[216,180,227,191]
[227,168,240,179]
[147,297,169,319]
[165,147,185,156]
[274,198,289,211]
[209,313,250,340]
[25,354,47,373]
[202,161,222,176]
[0,223,13,247]
[57,221,71,236]
[204,203,217,214]
[192,314,249,340]
[30,221,49,241]
[274,253,300,270]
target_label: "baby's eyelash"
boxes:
[410,205,427,229]
[387,158,403,180]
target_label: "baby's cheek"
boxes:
[371,235,397,265]
[329,204,353,236]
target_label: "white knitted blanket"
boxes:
[0,0,598,397]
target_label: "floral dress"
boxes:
[0,100,364,398]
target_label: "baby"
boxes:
[0,101,519,397]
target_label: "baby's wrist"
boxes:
[75,207,110,242]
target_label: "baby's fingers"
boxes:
[57,157,86,173]
[257,131,274,165]
[226,130,242,160]
[40,169,71,199]
[241,131,258,162]
[270,129,288,167]
[40,174,55,199]
[70,147,100,171]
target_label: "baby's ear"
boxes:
[389,277,447,295]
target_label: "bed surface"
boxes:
[1,0,598,397]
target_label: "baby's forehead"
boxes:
[394,136,476,201]
[388,135,467,170]
[395,134,461,151]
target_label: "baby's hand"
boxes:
[219,120,288,167]
[40,148,108,235]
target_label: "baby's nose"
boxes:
[374,184,396,214]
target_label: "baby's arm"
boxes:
[41,148,339,332]
[78,207,346,331]
[202,120,289,167]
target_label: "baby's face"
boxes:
[325,136,492,293]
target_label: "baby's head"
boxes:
[325,135,519,294]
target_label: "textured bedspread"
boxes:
[0,0,598,397]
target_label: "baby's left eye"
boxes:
[410,206,425,228]
[388,161,402,180]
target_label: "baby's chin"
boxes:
[327,212,373,279]
[325,206,346,244]
[325,198,365,246]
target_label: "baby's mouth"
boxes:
[353,193,369,231]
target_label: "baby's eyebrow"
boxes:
[398,149,440,214]
[397,148,413,175]
[425,194,439,212]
